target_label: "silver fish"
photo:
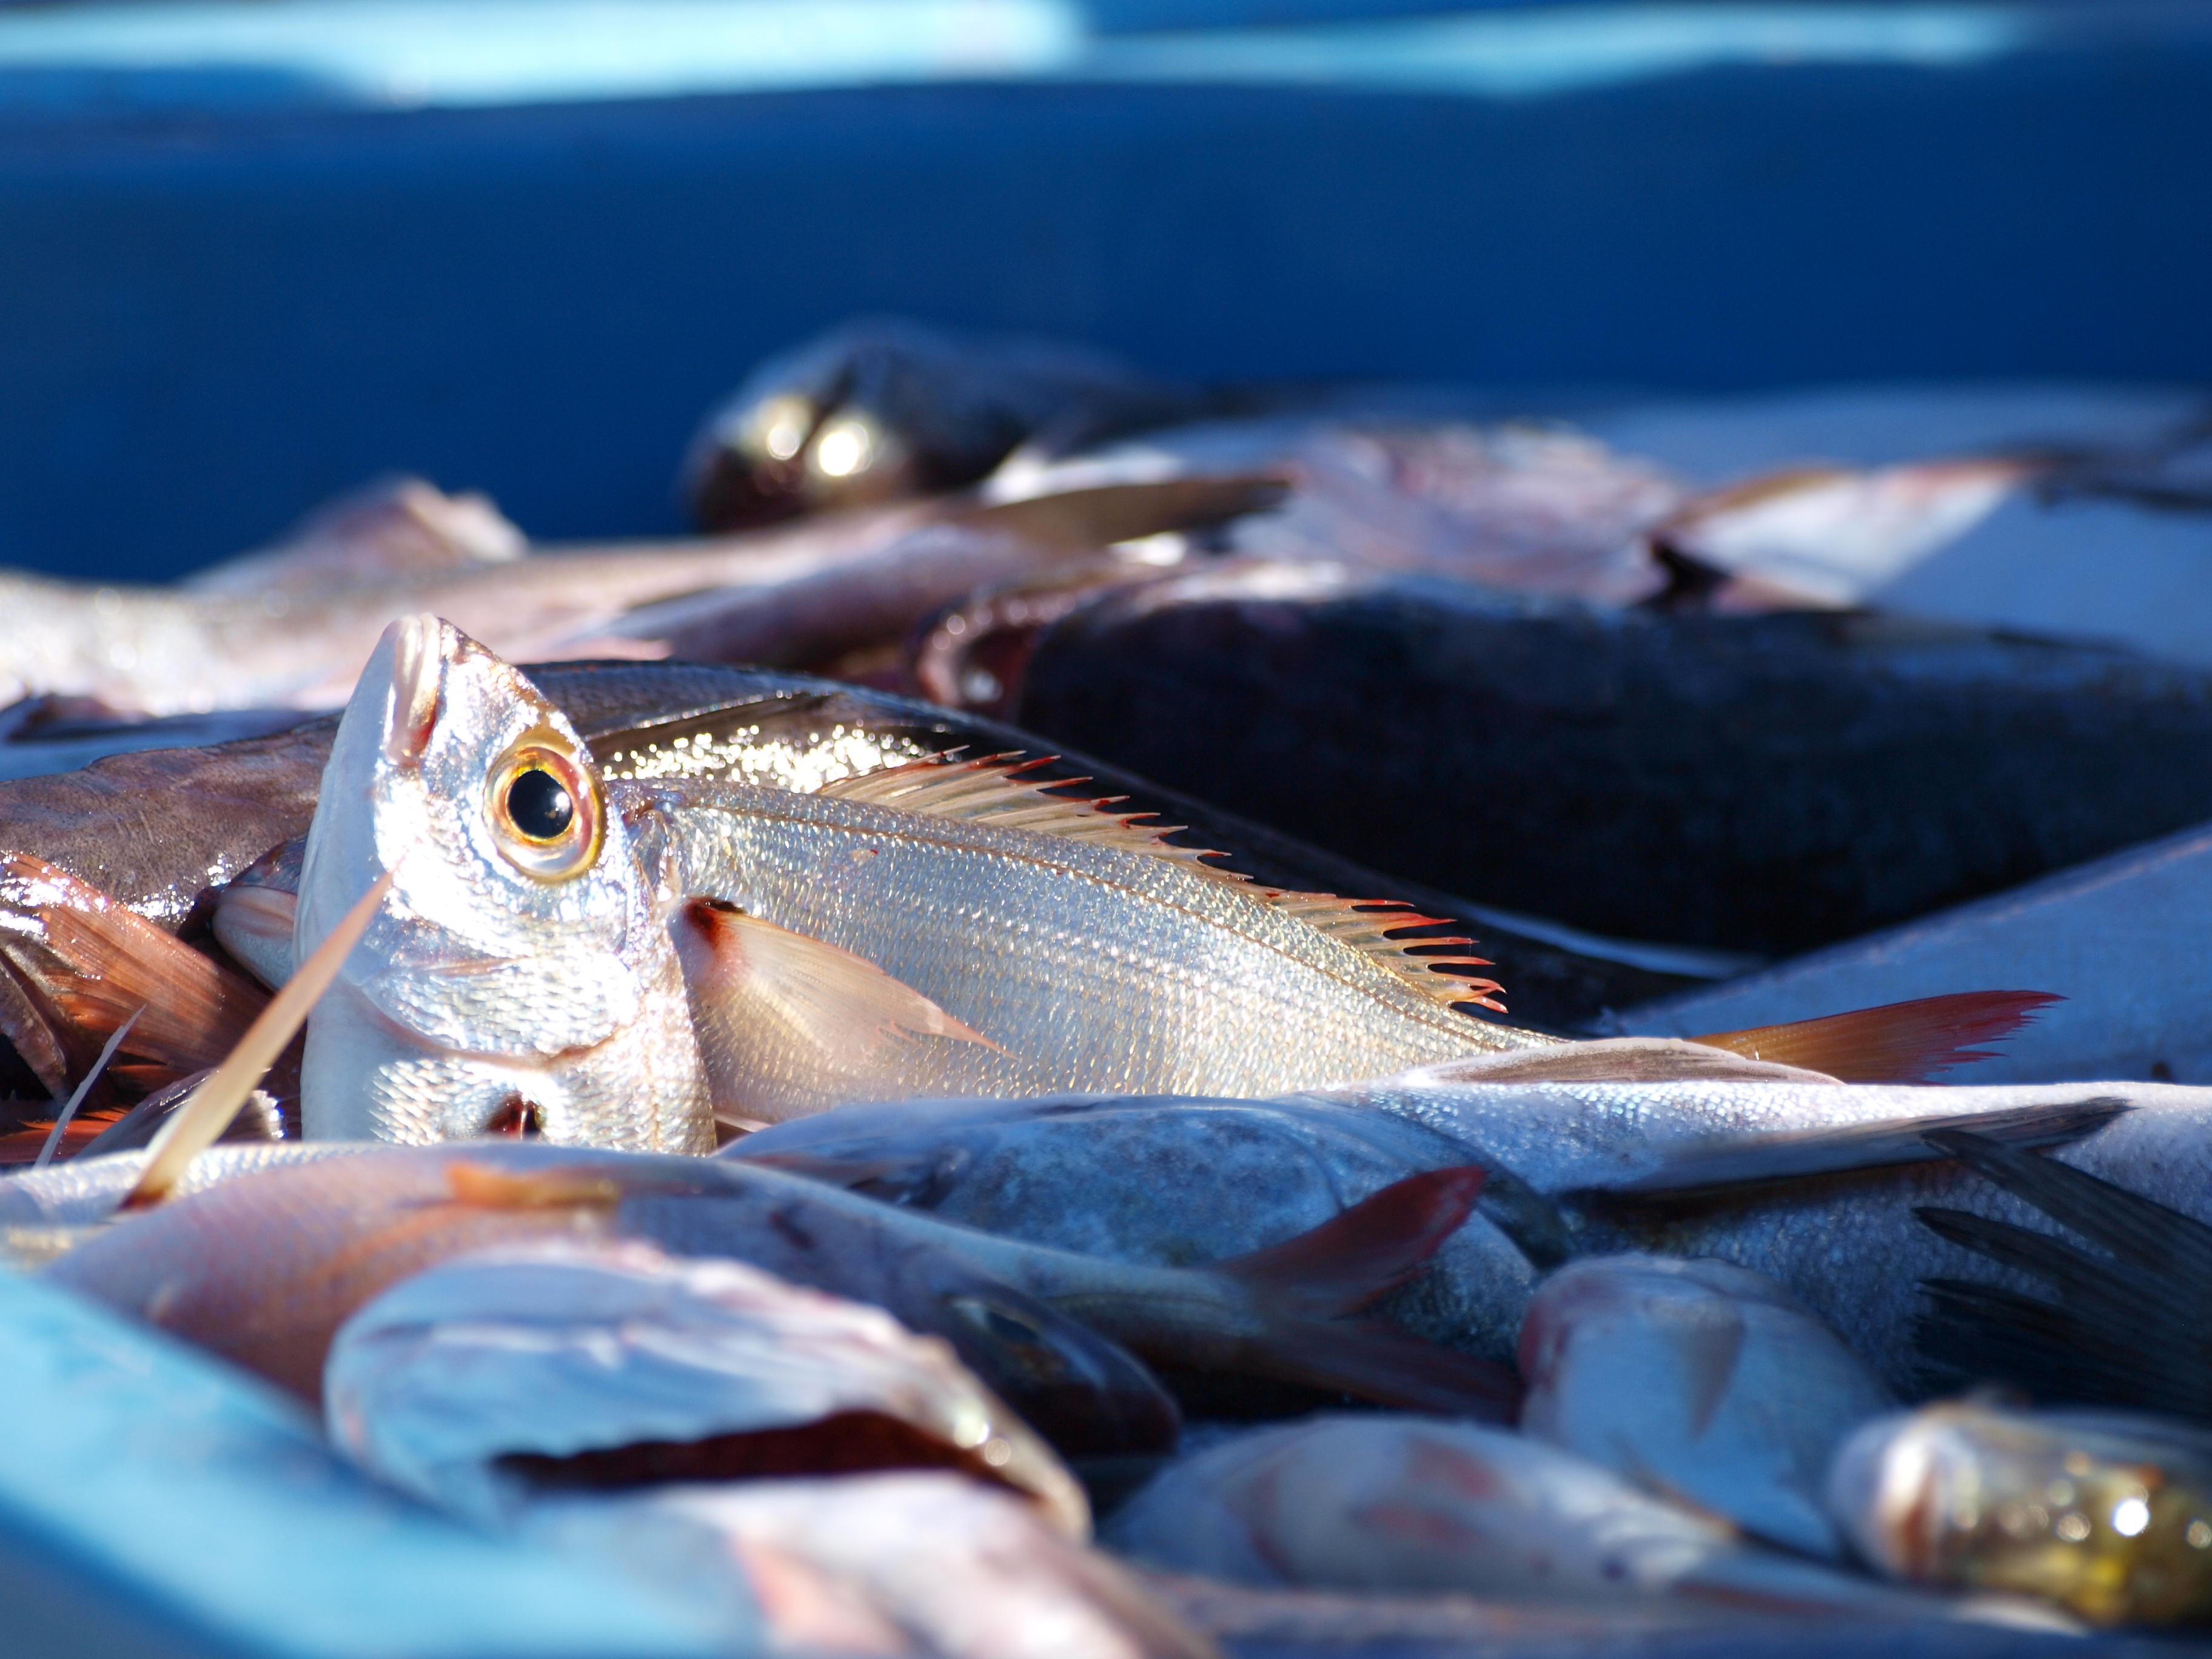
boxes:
[0,469,1235,718]
[324,1236,1086,1537]
[1518,1253,1894,1559]
[296,616,1546,1147]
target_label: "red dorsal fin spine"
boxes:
[817,756,1506,1013]
[1691,990,2062,1084]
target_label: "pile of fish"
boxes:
[5,317,2212,1654]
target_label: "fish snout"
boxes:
[380,613,452,766]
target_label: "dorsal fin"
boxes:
[816,755,1505,1013]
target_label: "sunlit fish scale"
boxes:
[42,1141,1512,1432]
[637,769,1547,1118]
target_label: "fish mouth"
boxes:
[382,614,449,766]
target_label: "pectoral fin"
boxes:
[672,899,1007,1126]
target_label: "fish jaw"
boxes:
[295,615,712,1151]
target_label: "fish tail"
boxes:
[1692,990,2061,1082]
[1210,1167,1521,1421]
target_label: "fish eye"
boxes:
[487,738,603,882]
[506,768,574,840]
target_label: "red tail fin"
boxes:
[1692,990,2060,1083]
[1206,1167,1520,1421]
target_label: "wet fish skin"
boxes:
[1330,1074,2212,1390]
[324,1237,1088,1538]
[295,622,712,1152]
[1518,1253,1894,1559]
[0,660,1689,1033]
[729,1092,1543,1363]
[1623,816,2212,1086]
[1828,1402,2212,1626]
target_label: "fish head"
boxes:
[297,616,710,1151]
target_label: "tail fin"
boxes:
[1208,1167,1521,1421]
[1913,1128,2212,1420]
[1692,990,2060,1082]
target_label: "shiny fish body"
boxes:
[1333,1076,2212,1387]
[637,774,1545,1111]
[300,618,1544,1145]
[730,1093,1540,1361]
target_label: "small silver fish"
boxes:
[295,616,1545,1147]
[1518,1253,1893,1558]
[1828,1401,2212,1625]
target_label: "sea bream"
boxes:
[295,615,1564,1148]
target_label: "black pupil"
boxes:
[508,768,574,840]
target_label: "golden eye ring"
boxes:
[486,739,603,882]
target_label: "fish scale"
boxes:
[637,774,1544,1110]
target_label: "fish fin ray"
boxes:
[818,756,1503,1011]
[0,850,269,1088]
[1923,1126,2212,1279]
[676,899,1006,1065]
[1214,1167,1486,1320]
[1590,1097,2128,1198]
[1692,991,2061,1083]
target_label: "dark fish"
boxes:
[1012,559,2212,956]
[681,317,1200,530]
